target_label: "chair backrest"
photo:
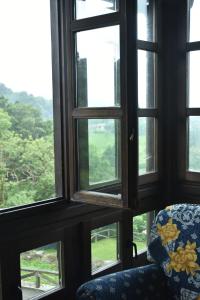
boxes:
[148,204,200,300]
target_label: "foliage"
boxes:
[0,83,53,119]
[133,213,147,242]
[0,92,55,208]
[0,82,153,208]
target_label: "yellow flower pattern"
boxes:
[157,218,180,245]
[167,241,200,275]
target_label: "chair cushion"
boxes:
[148,204,200,299]
[76,264,170,300]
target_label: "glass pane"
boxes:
[189,0,200,42]
[75,0,119,20]
[137,0,155,42]
[77,119,121,189]
[138,50,156,108]
[133,214,148,253]
[188,51,200,107]
[188,116,200,172]
[0,0,58,210]
[139,117,157,175]
[91,223,119,273]
[76,26,120,107]
[20,242,62,300]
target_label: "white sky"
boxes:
[0,0,52,99]
[0,0,199,106]
[76,0,116,19]
[189,0,200,107]
[77,26,119,107]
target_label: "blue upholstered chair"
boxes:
[76,204,200,300]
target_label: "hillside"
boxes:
[0,83,53,119]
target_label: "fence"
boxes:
[21,268,59,289]
[91,228,116,242]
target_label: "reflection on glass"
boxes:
[138,50,156,108]
[188,116,200,172]
[76,26,120,107]
[77,119,121,189]
[133,213,148,253]
[75,0,119,19]
[20,242,62,300]
[139,118,157,175]
[188,51,200,107]
[91,223,119,273]
[137,0,154,41]
[0,0,57,210]
[189,0,200,42]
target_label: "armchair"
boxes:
[76,204,200,299]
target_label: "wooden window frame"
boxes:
[65,0,138,209]
[0,1,167,299]
[176,0,200,201]
[138,0,159,186]
[0,0,162,213]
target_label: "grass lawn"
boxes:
[92,238,147,262]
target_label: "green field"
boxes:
[92,238,146,262]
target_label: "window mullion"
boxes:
[120,0,138,209]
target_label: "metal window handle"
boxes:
[127,241,138,258]
[129,129,135,142]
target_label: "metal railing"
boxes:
[21,268,59,289]
[91,228,116,242]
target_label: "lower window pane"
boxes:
[188,116,200,172]
[0,0,59,210]
[133,213,148,253]
[91,223,119,273]
[133,213,154,254]
[77,119,121,190]
[139,117,157,175]
[20,242,62,300]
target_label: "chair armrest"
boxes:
[76,264,169,300]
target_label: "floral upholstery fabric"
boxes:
[148,204,200,300]
[76,264,170,300]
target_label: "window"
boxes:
[76,26,120,108]
[0,0,62,210]
[91,223,119,274]
[67,0,140,209]
[0,0,158,211]
[77,119,121,189]
[133,212,154,254]
[75,0,119,20]
[187,49,200,174]
[137,0,155,42]
[188,0,200,42]
[137,0,158,184]
[0,0,163,298]
[181,0,200,182]
[20,242,62,299]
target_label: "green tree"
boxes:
[0,96,55,208]
[7,102,52,139]
[0,109,12,205]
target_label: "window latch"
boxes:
[129,129,135,142]
[127,241,138,258]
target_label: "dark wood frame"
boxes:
[176,0,200,202]
[0,0,177,299]
[137,0,159,186]
[65,0,139,209]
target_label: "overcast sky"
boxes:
[0,0,199,105]
[0,0,52,99]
